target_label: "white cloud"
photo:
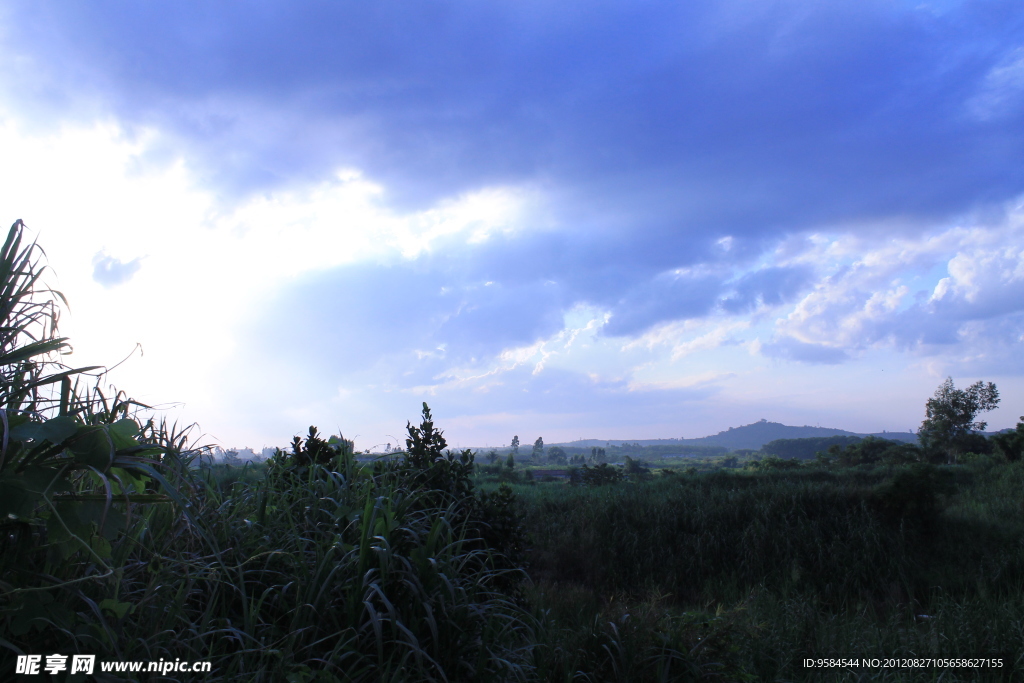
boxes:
[768,204,1024,362]
[967,47,1024,121]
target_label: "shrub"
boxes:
[571,462,624,486]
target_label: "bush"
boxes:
[571,462,624,486]
[991,417,1024,462]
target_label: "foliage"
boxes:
[746,455,802,471]
[819,436,924,467]
[517,463,1024,637]
[991,417,1024,462]
[919,377,999,462]
[0,218,180,587]
[622,455,651,481]
[0,219,209,674]
[545,445,566,464]
[869,463,955,528]
[273,425,354,470]
[5,406,533,681]
[570,462,624,486]
[480,458,1024,680]
[761,435,863,460]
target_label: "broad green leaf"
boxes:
[9,415,77,446]
[70,429,114,469]
[108,466,148,495]
[37,415,78,445]
[98,598,135,620]
[109,418,139,439]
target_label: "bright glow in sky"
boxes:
[1,1,1022,450]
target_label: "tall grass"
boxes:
[512,464,1024,680]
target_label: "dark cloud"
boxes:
[603,270,722,336]
[720,266,814,314]
[9,0,1024,397]
[92,252,141,287]
[3,0,1023,231]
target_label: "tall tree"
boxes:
[919,377,999,463]
[532,436,545,460]
[510,435,520,456]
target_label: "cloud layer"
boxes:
[0,0,1022,446]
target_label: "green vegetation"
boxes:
[920,378,1000,463]
[762,435,864,460]
[2,220,1022,680]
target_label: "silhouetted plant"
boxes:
[572,462,624,486]
[991,416,1024,461]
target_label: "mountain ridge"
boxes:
[549,419,919,452]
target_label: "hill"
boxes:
[554,419,919,452]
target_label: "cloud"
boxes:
[765,208,1024,368]
[720,266,814,314]
[760,337,849,365]
[2,0,1023,230]
[4,0,1024,446]
[91,251,142,287]
[603,269,722,336]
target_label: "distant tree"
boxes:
[547,445,566,464]
[505,451,515,471]
[822,437,922,468]
[623,456,651,480]
[573,463,623,486]
[722,456,739,469]
[532,437,545,460]
[748,456,801,471]
[991,417,1024,462]
[510,435,520,457]
[762,436,863,461]
[486,449,500,464]
[919,377,1000,463]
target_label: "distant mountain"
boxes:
[554,419,920,452]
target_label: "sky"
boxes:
[0,0,1023,451]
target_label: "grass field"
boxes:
[7,437,1023,681]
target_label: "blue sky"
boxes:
[1,0,1022,450]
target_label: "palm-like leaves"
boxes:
[0,219,100,416]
